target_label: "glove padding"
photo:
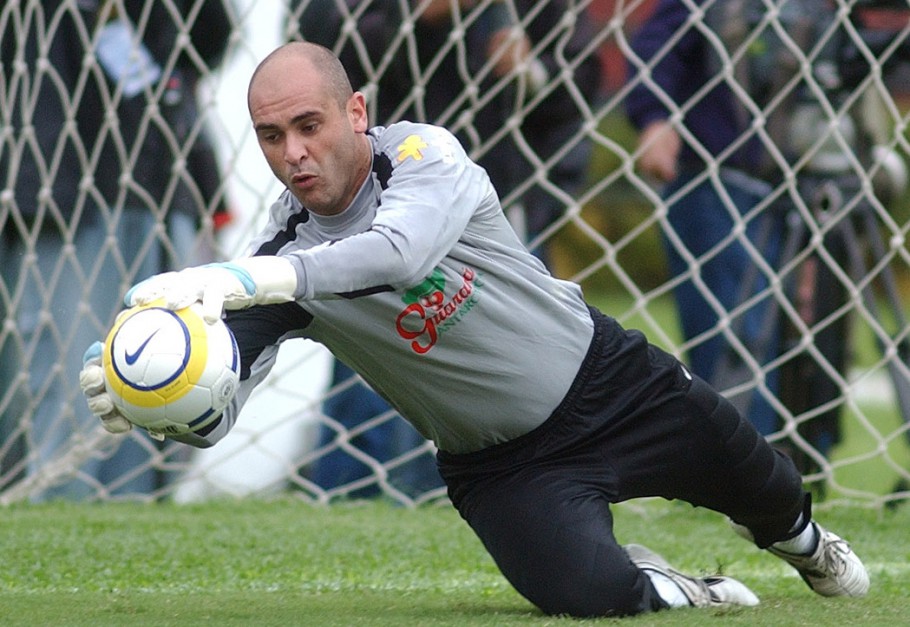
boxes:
[125,256,298,323]
[79,341,138,436]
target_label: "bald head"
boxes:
[248,42,354,113]
[246,42,372,216]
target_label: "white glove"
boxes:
[79,341,136,436]
[125,256,298,323]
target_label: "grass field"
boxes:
[5,295,908,625]
[3,498,909,626]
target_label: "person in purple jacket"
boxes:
[80,42,868,618]
[624,0,785,438]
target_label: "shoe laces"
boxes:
[808,533,850,579]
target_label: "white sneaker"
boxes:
[625,544,760,608]
[769,523,870,597]
[731,520,870,597]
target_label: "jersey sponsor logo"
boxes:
[395,267,483,354]
[396,135,428,162]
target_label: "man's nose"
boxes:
[285,133,308,163]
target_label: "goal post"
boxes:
[1,0,909,508]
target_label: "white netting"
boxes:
[1,0,909,507]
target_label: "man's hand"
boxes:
[79,341,135,436]
[125,256,298,323]
[637,120,681,184]
[487,27,530,76]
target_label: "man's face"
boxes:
[249,57,370,216]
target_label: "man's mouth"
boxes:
[291,172,316,189]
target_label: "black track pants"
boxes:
[438,307,805,617]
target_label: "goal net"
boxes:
[2,0,909,508]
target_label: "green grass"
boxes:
[2,498,909,626]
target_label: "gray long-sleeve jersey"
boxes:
[206,122,594,454]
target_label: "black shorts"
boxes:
[437,307,806,617]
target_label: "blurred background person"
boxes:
[624,0,910,482]
[485,0,603,268]
[0,0,232,499]
[623,0,785,439]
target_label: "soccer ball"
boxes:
[102,302,240,435]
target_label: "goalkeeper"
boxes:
[81,42,868,618]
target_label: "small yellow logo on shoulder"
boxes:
[397,135,428,162]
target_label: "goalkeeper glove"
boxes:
[79,341,138,436]
[125,256,298,323]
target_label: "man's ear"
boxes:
[348,91,369,132]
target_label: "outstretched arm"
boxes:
[125,256,299,323]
